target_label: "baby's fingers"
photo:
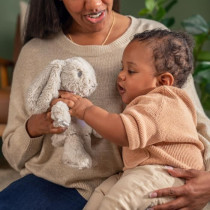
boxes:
[51,98,61,106]
[67,100,75,108]
[60,92,81,100]
[152,197,187,210]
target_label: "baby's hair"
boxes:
[132,29,194,88]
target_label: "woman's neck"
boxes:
[66,13,131,46]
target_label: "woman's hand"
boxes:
[26,112,67,138]
[150,168,210,210]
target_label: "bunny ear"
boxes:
[26,60,66,114]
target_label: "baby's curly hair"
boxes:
[132,29,194,88]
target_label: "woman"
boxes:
[1,0,210,209]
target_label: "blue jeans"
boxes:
[0,174,87,210]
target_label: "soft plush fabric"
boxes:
[2,16,210,200]
[26,57,98,169]
[121,86,204,170]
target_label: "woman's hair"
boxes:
[24,0,120,44]
[132,29,194,88]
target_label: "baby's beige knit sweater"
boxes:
[121,86,204,170]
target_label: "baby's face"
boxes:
[117,41,158,104]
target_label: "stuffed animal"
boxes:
[26,57,98,169]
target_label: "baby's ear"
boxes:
[156,72,174,86]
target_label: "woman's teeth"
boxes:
[88,12,102,19]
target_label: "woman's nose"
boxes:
[85,0,102,11]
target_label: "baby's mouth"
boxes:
[118,83,126,95]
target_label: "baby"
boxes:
[58,29,204,209]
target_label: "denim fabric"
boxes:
[0,174,87,210]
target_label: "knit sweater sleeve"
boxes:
[183,75,210,171]
[2,45,44,171]
[120,91,164,150]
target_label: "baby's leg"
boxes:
[84,173,121,210]
[98,165,184,210]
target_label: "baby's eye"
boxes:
[128,70,136,74]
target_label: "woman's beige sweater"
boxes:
[2,16,210,200]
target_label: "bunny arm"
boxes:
[51,101,71,127]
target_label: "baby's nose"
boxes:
[118,72,126,81]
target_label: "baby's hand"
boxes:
[61,93,93,120]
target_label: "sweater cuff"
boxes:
[120,113,140,150]
[23,119,44,152]
[2,120,44,171]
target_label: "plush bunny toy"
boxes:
[26,57,98,169]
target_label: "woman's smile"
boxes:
[85,10,106,24]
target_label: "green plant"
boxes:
[182,15,210,116]
[139,0,210,117]
[139,0,178,27]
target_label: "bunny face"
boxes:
[60,57,97,97]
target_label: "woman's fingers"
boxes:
[150,184,187,199]
[151,168,210,210]
[27,111,68,137]
[149,168,197,198]
[152,197,187,210]
[166,168,199,180]
[50,126,67,134]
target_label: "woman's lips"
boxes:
[85,11,106,24]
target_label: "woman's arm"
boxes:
[2,48,65,171]
[55,92,128,146]
[2,60,43,170]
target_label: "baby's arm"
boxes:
[61,93,128,146]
